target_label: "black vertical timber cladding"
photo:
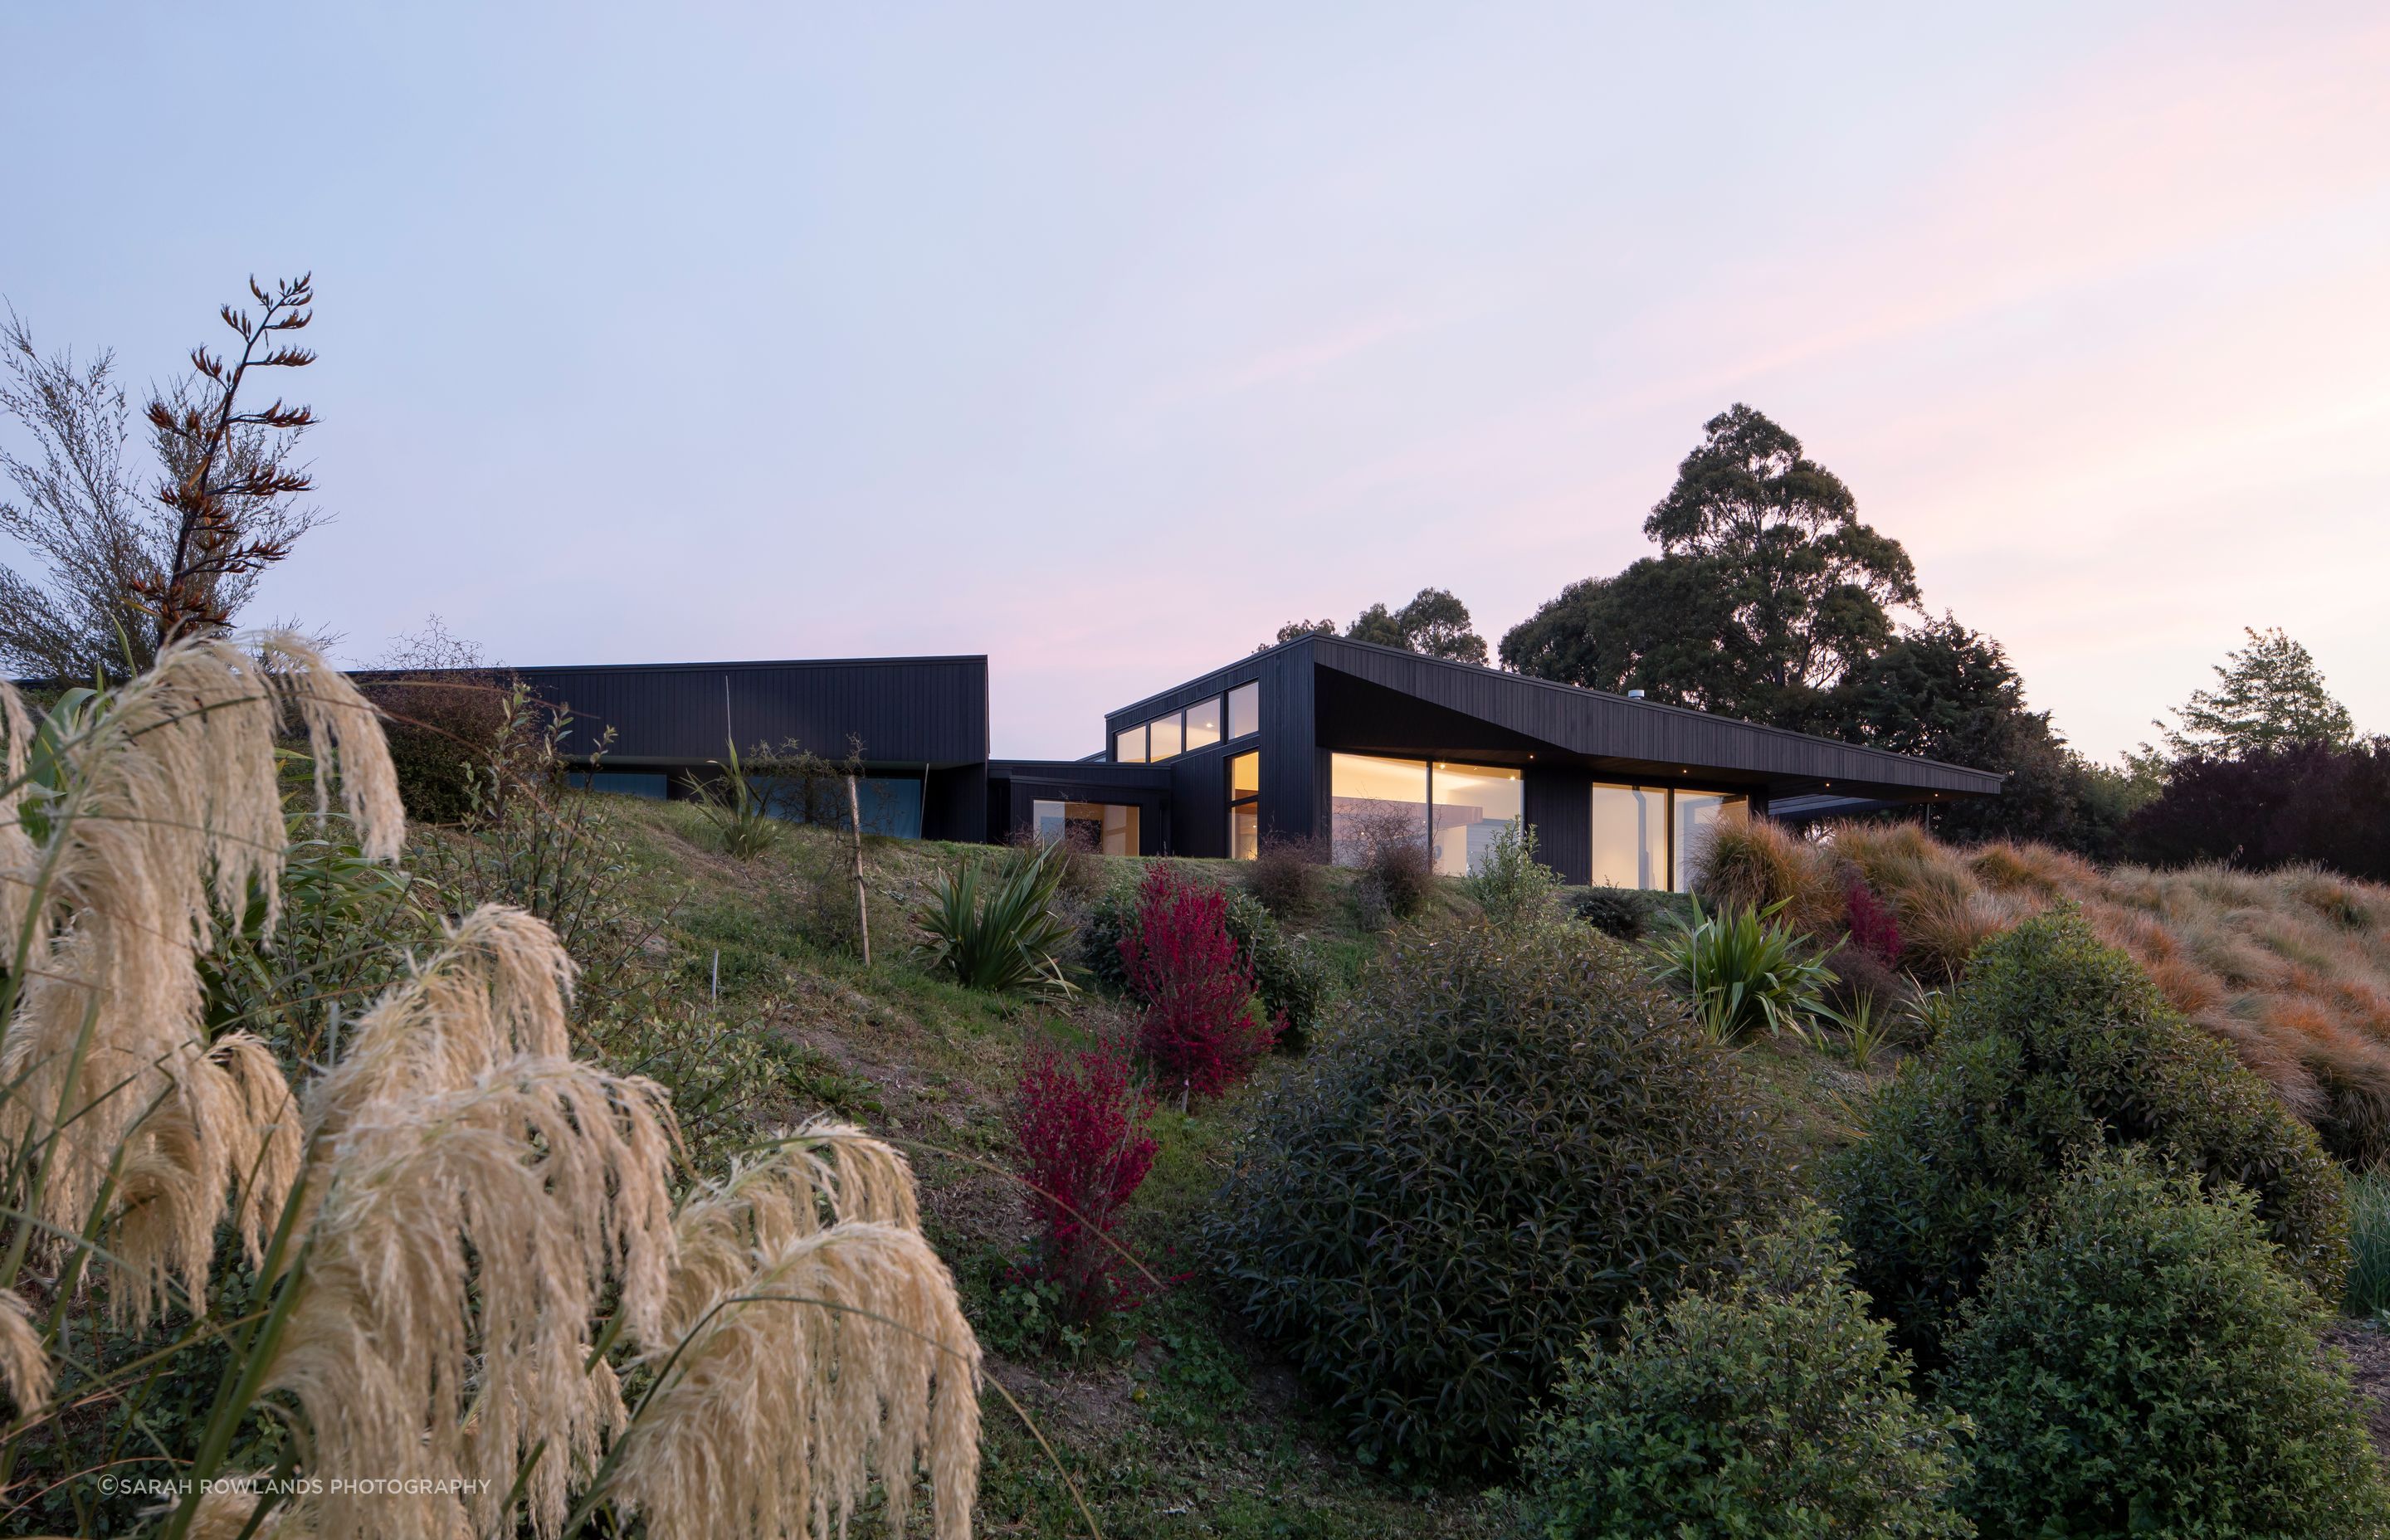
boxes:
[1524,764,1593,885]
[923,763,986,843]
[364,655,993,769]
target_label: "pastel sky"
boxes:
[4,3,2386,759]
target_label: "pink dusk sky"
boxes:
[3,4,2385,760]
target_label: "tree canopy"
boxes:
[1500,404,1917,728]
[1267,587,1488,664]
[2157,626,2354,759]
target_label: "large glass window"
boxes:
[1115,725,1146,763]
[1184,695,1223,751]
[1228,751,1260,860]
[1148,711,1183,761]
[1330,753,1427,866]
[1587,783,1749,891]
[1227,680,1260,741]
[1673,791,1749,893]
[1431,763,1524,876]
[1589,784,1666,890]
[1032,799,1141,856]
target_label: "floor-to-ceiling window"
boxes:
[1588,782,1747,891]
[1430,762,1524,876]
[1674,791,1743,892]
[1330,753,1523,876]
[1228,751,1260,860]
[1329,753,1430,867]
[1589,783,1667,889]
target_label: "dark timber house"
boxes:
[400,634,2000,893]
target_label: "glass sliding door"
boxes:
[1430,762,1524,876]
[1330,753,1427,866]
[1673,791,1748,892]
[1032,799,1141,856]
[1589,783,1667,890]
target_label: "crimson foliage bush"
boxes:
[1842,878,1902,967]
[1119,865,1279,1099]
[1012,1036,1158,1323]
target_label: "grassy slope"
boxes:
[581,797,1885,1538]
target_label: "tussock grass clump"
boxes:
[1687,810,1844,941]
[1702,815,2390,1164]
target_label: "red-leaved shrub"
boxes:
[1119,865,1280,1100]
[1844,877,1903,967]
[1012,1036,1159,1323]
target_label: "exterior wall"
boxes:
[1524,763,1594,885]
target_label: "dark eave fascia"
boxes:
[1308,635,2003,797]
[347,653,988,682]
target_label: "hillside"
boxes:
[500,796,1890,1538]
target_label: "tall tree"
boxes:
[0,276,323,678]
[2156,626,2354,759]
[1502,404,1918,727]
[1831,615,2144,854]
[1270,588,1490,663]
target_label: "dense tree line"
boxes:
[1308,403,2373,872]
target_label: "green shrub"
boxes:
[1944,1149,2390,1537]
[1834,911,2349,1362]
[1245,832,1326,919]
[361,672,512,824]
[1466,819,1563,930]
[1571,885,1646,940]
[1518,1202,1971,1539]
[1207,924,1788,1474]
[1222,888,1329,1042]
[1646,896,1834,1043]
[915,841,1077,996]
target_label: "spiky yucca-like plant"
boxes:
[0,634,982,1540]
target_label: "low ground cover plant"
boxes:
[1943,1149,2389,1537]
[1834,910,2349,1362]
[1012,1035,1159,1327]
[1208,923,1788,1474]
[1519,1202,1970,1539]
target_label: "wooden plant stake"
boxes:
[846,775,871,966]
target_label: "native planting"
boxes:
[1833,910,2349,1362]
[1207,923,1787,1474]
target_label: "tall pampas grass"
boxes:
[608,1131,981,1540]
[0,633,983,1539]
[1,634,396,1323]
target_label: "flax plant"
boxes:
[0,633,984,1540]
